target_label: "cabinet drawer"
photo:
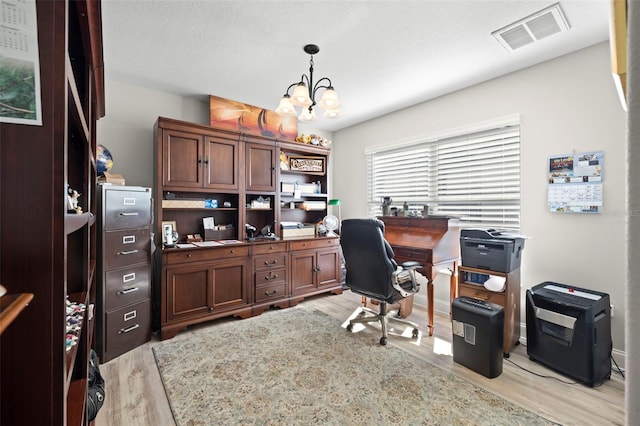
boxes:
[104,189,151,230]
[104,264,150,309]
[105,300,151,355]
[104,228,151,269]
[254,282,287,303]
[458,283,505,306]
[255,268,287,287]
[252,242,287,255]
[393,247,432,264]
[289,238,339,251]
[165,246,249,264]
[254,253,287,271]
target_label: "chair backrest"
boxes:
[340,218,398,301]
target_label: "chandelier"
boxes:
[275,44,342,121]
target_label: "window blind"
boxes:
[367,123,520,229]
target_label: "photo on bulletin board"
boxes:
[547,151,603,213]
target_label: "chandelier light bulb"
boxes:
[318,87,340,110]
[275,95,297,116]
[323,108,343,119]
[291,83,312,107]
[299,107,318,121]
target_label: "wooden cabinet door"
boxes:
[211,258,249,310]
[204,136,239,190]
[316,248,340,288]
[245,142,276,192]
[290,250,316,295]
[165,264,213,322]
[163,129,204,189]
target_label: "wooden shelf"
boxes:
[0,293,34,335]
[65,212,95,234]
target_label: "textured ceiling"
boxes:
[102,0,611,132]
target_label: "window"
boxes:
[366,120,520,229]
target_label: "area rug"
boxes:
[152,307,555,425]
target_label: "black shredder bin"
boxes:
[452,296,504,378]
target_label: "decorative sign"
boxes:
[0,0,42,125]
[209,95,297,142]
[547,151,603,213]
[289,156,326,173]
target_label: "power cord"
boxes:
[504,357,579,385]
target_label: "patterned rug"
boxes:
[152,306,555,425]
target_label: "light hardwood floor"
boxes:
[95,291,624,426]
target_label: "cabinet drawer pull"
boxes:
[117,287,139,295]
[265,289,278,296]
[264,259,278,266]
[122,272,136,282]
[122,235,136,244]
[118,249,139,255]
[230,250,235,254]
[119,211,139,216]
[123,310,137,321]
[264,273,278,281]
[118,324,140,334]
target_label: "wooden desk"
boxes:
[379,216,460,336]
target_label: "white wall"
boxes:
[97,80,209,189]
[331,42,628,352]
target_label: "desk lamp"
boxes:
[328,199,341,233]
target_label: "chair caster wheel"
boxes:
[412,328,419,338]
[380,337,388,346]
[347,324,354,332]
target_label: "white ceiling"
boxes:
[101,0,611,132]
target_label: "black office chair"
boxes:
[340,218,422,345]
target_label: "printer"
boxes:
[526,282,612,387]
[460,228,525,272]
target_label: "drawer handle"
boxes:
[264,260,278,266]
[118,249,139,255]
[117,287,139,295]
[122,272,136,282]
[119,211,139,216]
[187,254,192,258]
[118,324,140,334]
[122,235,136,244]
[264,272,278,281]
[123,198,136,206]
[230,250,235,254]
[265,289,278,296]
[123,310,137,321]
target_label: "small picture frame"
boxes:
[162,220,177,245]
[289,156,326,173]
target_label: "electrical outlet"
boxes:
[611,304,614,318]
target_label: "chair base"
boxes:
[346,303,421,346]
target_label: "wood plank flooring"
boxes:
[95,291,624,426]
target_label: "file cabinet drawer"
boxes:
[104,189,151,230]
[255,268,287,287]
[105,264,150,309]
[254,253,287,271]
[104,228,151,269]
[105,300,151,356]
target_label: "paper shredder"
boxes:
[526,282,612,387]
[452,296,504,378]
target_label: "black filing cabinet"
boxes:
[96,184,152,362]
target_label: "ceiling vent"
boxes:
[492,3,570,51]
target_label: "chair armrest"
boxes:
[401,261,422,271]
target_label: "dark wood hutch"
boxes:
[154,117,342,340]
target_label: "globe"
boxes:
[96,144,114,176]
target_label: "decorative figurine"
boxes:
[67,187,82,214]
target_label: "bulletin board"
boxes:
[547,151,603,213]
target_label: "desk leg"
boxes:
[449,260,458,318]
[427,280,434,336]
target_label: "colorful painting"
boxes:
[209,95,297,142]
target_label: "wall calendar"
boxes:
[547,151,603,213]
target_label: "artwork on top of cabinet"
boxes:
[209,95,297,142]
